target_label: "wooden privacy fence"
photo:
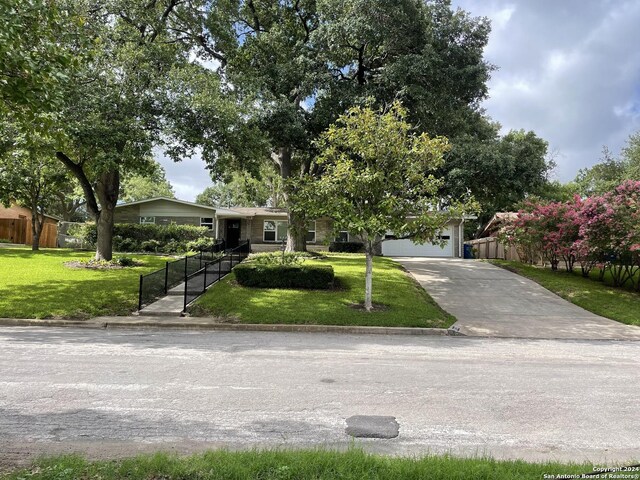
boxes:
[465,237,521,261]
[0,218,58,248]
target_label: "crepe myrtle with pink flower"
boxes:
[500,180,640,291]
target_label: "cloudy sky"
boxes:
[157,0,640,201]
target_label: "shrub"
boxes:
[186,237,219,252]
[234,263,335,289]
[141,239,162,252]
[162,239,186,254]
[329,241,364,253]
[249,252,307,266]
[114,256,136,267]
[75,223,212,253]
[118,237,139,252]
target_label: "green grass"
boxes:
[191,254,454,328]
[0,449,600,480]
[491,260,640,326]
[0,247,169,319]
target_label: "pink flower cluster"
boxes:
[503,181,640,289]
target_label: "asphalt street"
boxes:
[0,327,639,467]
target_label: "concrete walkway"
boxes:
[395,258,640,340]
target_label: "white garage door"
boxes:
[381,229,454,257]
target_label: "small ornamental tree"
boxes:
[0,126,67,250]
[501,198,581,272]
[295,102,475,311]
[578,181,640,288]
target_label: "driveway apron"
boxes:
[394,258,640,340]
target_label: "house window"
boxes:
[264,220,288,242]
[335,231,349,242]
[306,221,316,243]
[200,217,214,230]
[140,216,155,225]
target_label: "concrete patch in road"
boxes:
[345,415,399,439]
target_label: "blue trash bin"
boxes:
[463,244,474,259]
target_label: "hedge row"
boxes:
[328,241,364,253]
[234,263,335,289]
[69,223,213,254]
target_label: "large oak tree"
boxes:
[187,0,498,251]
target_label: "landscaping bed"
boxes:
[190,254,455,328]
[1,449,597,480]
[490,260,640,327]
[0,247,169,319]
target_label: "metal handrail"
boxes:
[182,239,250,312]
[137,239,225,310]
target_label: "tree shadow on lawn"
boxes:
[0,276,141,319]
[0,248,92,260]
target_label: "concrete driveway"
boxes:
[395,258,640,340]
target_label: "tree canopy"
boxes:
[51,0,241,260]
[120,162,175,204]
[188,0,503,250]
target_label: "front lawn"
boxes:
[0,247,169,319]
[190,254,454,328]
[491,260,640,326]
[1,450,597,480]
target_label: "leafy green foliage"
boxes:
[50,0,244,260]
[185,237,221,252]
[248,252,309,266]
[574,135,640,196]
[197,0,500,250]
[234,263,335,289]
[304,102,470,245]
[119,162,175,203]
[196,166,283,208]
[294,102,476,309]
[73,223,211,254]
[444,129,550,220]
[0,122,69,249]
[0,0,78,120]
[575,147,628,196]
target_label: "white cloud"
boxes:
[455,0,640,180]
[155,148,213,202]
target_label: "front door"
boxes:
[225,219,241,248]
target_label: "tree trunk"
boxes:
[364,249,374,311]
[94,170,120,261]
[275,146,307,252]
[30,200,44,251]
[30,214,42,251]
[285,209,307,253]
[95,209,114,261]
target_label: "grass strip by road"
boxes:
[0,450,600,480]
[490,260,640,327]
[0,248,169,319]
[190,254,455,328]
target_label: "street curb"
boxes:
[0,318,94,328]
[0,317,458,336]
